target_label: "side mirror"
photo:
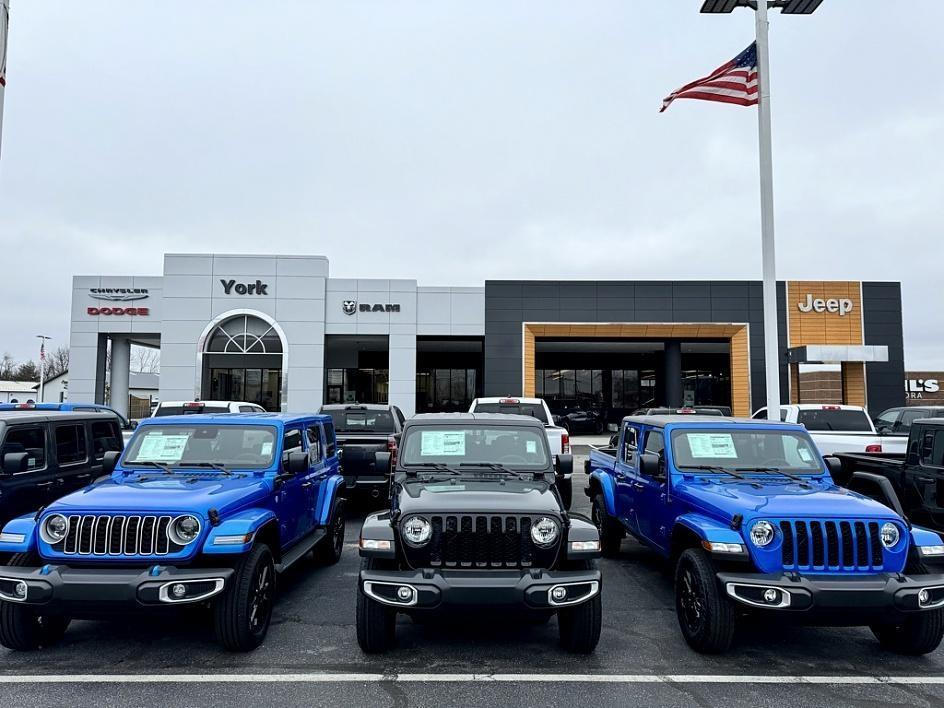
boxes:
[127,420,139,431]
[2,452,29,475]
[556,454,574,477]
[639,452,664,481]
[374,451,392,476]
[101,450,120,475]
[286,450,309,475]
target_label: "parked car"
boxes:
[632,406,729,416]
[550,403,607,435]
[0,411,124,536]
[834,417,944,535]
[356,412,600,653]
[874,406,944,437]
[468,397,573,507]
[151,400,266,416]
[0,401,137,441]
[319,403,404,502]
[752,404,907,456]
[586,414,944,655]
[0,412,345,651]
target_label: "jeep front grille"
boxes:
[402,514,559,570]
[59,515,185,557]
[779,519,884,571]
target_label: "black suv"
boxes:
[0,411,124,529]
[356,413,602,654]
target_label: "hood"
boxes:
[677,478,901,522]
[397,478,561,516]
[47,473,271,519]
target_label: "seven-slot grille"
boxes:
[779,520,885,571]
[57,515,185,556]
[404,514,556,569]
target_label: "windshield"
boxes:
[400,425,550,469]
[797,409,872,432]
[670,428,824,474]
[472,402,549,425]
[327,409,395,434]
[123,425,277,468]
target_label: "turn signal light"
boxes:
[562,432,570,454]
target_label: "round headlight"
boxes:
[880,522,900,549]
[402,516,432,546]
[168,515,201,545]
[530,517,560,547]
[750,520,775,547]
[40,514,69,545]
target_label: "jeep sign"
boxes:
[797,293,854,317]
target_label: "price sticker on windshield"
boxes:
[420,431,466,456]
[137,433,190,462]
[687,433,738,459]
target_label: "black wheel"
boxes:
[870,556,944,655]
[674,548,735,654]
[356,557,397,653]
[313,499,346,565]
[213,543,275,652]
[558,477,573,510]
[557,560,602,653]
[0,552,70,650]
[591,493,622,557]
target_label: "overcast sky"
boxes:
[1,1,941,369]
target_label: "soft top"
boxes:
[136,412,330,428]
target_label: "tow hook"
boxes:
[787,571,802,583]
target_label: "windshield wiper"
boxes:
[404,462,461,476]
[678,465,761,488]
[458,462,519,475]
[129,460,175,475]
[178,462,234,476]
[737,467,811,487]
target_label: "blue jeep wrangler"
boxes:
[0,413,345,651]
[587,415,944,654]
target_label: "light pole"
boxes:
[36,335,51,402]
[700,0,823,420]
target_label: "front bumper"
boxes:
[718,571,944,613]
[360,567,601,611]
[0,564,235,610]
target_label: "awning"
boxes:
[787,345,889,364]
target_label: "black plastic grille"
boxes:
[779,519,885,570]
[405,514,554,569]
[59,515,183,557]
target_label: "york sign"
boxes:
[797,293,854,317]
[220,279,268,295]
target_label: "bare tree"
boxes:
[131,346,160,374]
[43,347,70,380]
[0,353,15,380]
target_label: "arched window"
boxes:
[205,315,284,354]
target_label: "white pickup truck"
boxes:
[467,397,573,507]
[751,404,907,456]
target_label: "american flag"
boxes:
[39,341,45,362]
[0,0,8,88]
[661,43,758,113]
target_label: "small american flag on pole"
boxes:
[39,340,45,362]
[661,43,758,113]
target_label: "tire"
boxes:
[869,556,944,655]
[557,560,602,653]
[558,477,573,510]
[0,553,70,651]
[356,557,397,653]
[213,543,276,652]
[674,548,735,654]
[591,493,622,558]
[313,499,346,566]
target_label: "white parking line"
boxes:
[1,673,944,685]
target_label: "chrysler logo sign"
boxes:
[89,288,149,302]
[342,300,400,315]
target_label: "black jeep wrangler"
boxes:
[355,413,602,653]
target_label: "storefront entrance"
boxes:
[209,368,282,410]
[324,335,389,405]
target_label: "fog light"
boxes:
[919,589,930,605]
[171,583,187,599]
[397,586,412,601]
[764,588,779,603]
[13,581,27,599]
[551,586,567,602]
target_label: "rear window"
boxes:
[154,404,230,417]
[327,409,396,434]
[472,402,549,425]
[797,409,872,432]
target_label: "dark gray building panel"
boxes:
[862,281,905,415]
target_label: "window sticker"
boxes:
[260,442,273,456]
[797,447,813,463]
[687,433,738,459]
[420,431,466,456]
[138,434,190,462]
[526,440,537,454]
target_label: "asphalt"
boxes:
[2,453,944,707]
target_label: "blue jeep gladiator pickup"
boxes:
[0,413,345,651]
[587,415,944,654]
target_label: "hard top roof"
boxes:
[320,403,394,411]
[0,410,120,424]
[624,414,800,429]
[407,412,545,427]
[137,412,329,427]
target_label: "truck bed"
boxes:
[833,452,905,486]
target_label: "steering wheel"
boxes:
[498,454,528,463]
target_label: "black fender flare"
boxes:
[847,472,908,523]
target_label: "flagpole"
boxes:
[37,334,50,403]
[0,0,9,159]
[754,0,782,421]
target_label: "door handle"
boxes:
[35,481,54,488]
[301,482,312,488]
[632,483,645,491]
[916,477,935,484]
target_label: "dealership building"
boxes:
[68,254,906,421]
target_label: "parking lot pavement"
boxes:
[2,454,944,707]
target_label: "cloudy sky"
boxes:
[1,1,941,368]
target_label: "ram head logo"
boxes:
[342,300,357,316]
